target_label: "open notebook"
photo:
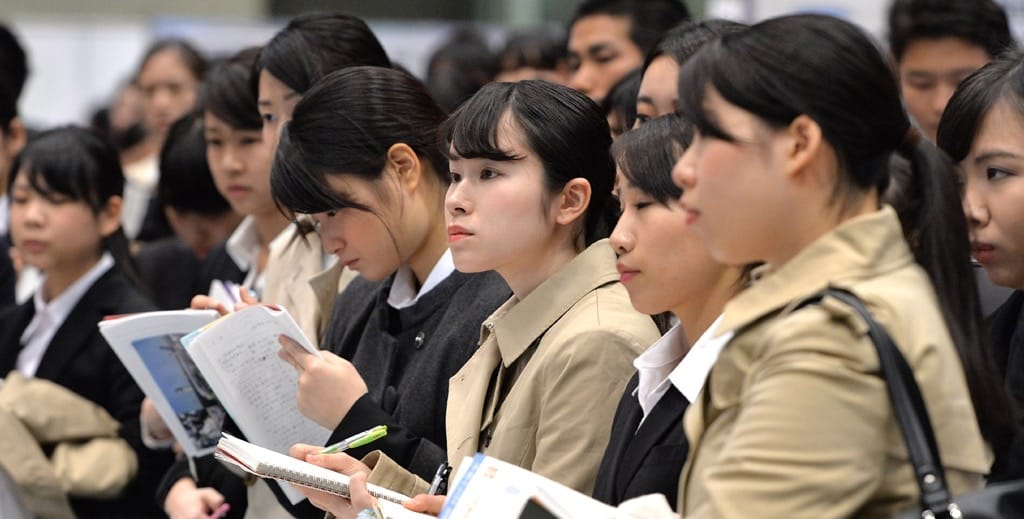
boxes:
[215,433,430,516]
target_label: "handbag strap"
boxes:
[797,287,958,518]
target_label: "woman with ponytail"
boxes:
[660,13,988,516]
[0,126,171,518]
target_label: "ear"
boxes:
[554,178,592,227]
[3,117,28,156]
[386,143,423,195]
[780,114,824,180]
[98,195,123,239]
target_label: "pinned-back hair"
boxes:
[678,14,907,198]
[9,126,145,290]
[611,115,690,204]
[937,49,1024,163]
[442,80,615,245]
[272,66,447,216]
[256,12,390,96]
[199,47,262,131]
[678,13,1015,462]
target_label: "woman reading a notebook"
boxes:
[271,64,509,487]
[285,79,659,516]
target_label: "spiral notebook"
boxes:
[214,433,416,506]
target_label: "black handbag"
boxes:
[801,288,1024,519]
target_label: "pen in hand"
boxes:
[319,425,388,454]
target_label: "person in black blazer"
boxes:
[592,118,748,508]
[2,126,174,517]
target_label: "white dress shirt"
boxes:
[17,253,115,377]
[632,315,733,427]
[386,249,455,309]
[224,216,291,298]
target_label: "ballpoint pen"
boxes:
[319,425,388,454]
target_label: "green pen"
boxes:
[319,425,388,454]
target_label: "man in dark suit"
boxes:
[0,24,30,309]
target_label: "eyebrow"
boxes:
[586,42,615,56]
[974,150,1024,164]
[636,95,655,106]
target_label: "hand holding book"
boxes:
[278,334,369,430]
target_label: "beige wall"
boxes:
[2,0,266,18]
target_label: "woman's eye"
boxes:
[480,169,498,180]
[450,172,462,183]
[261,113,275,123]
[986,167,1012,181]
[326,210,338,218]
[635,201,652,210]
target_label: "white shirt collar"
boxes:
[632,315,733,423]
[669,314,733,402]
[18,253,115,376]
[226,217,292,295]
[387,249,455,309]
[225,216,261,272]
[633,323,689,421]
[0,194,8,236]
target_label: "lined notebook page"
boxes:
[215,433,413,505]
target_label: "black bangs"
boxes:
[676,41,738,142]
[201,47,262,131]
[10,127,123,213]
[611,115,689,204]
[270,126,371,216]
[441,82,524,162]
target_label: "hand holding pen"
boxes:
[320,425,388,454]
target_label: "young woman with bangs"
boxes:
[287,79,659,518]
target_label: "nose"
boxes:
[569,65,595,99]
[445,179,470,217]
[314,212,345,256]
[221,144,244,174]
[672,143,697,192]
[962,178,989,229]
[933,81,958,117]
[609,216,634,256]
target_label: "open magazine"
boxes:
[99,309,223,457]
[99,305,332,504]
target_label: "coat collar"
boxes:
[717,206,914,336]
[483,239,619,367]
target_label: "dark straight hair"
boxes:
[136,38,207,82]
[679,13,1015,457]
[199,47,262,131]
[158,112,232,215]
[8,126,146,292]
[641,19,747,75]
[569,0,691,57]
[937,49,1024,164]
[272,66,448,216]
[611,114,689,204]
[442,80,615,246]
[255,12,390,97]
[888,0,1014,62]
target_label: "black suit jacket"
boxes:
[989,290,1024,482]
[0,242,14,309]
[591,372,689,509]
[0,267,173,518]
